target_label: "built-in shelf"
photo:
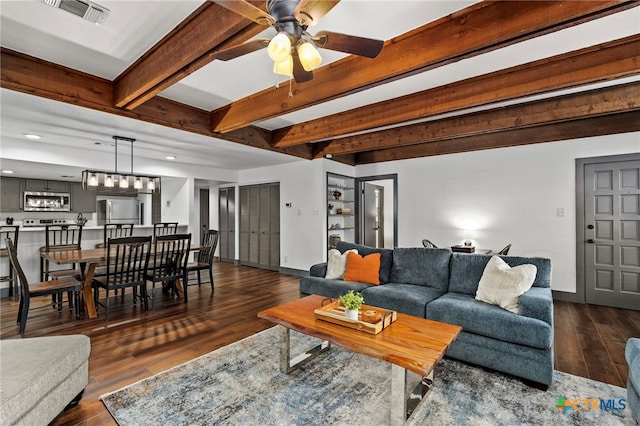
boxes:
[327,172,356,249]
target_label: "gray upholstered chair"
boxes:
[626,338,640,423]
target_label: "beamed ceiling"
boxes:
[1,0,639,172]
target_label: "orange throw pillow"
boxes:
[343,252,381,285]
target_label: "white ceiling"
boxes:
[1,0,638,180]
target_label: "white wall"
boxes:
[355,132,640,294]
[161,176,190,225]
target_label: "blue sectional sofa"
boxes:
[627,338,640,423]
[299,241,554,387]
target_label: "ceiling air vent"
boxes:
[42,0,110,24]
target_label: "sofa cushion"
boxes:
[389,247,451,291]
[626,338,640,394]
[325,249,357,279]
[426,292,552,350]
[362,283,444,318]
[336,241,393,283]
[449,253,551,296]
[0,335,91,426]
[344,252,380,285]
[475,255,536,314]
[299,276,374,299]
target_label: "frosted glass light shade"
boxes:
[134,177,143,189]
[88,173,98,186]
[147,179,156,191]
[267,32,291,63]
[297,41,322,71]
[104,175,114,187]
[273,55,293,76]
[119,175,129,188]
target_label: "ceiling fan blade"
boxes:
[313,31,384,58]
[213,1,275,26]
[294,0,340,27]
[214,39,270,61]
[292,53,314,83]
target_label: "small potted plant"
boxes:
[332,189,342,200]
[339,290,364,321]
[328,203,335,214]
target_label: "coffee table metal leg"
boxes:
[391,364,434,425]
[278,326,331,374]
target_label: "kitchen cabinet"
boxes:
[327,172,356,249]
[70,182,96,212]
[24,179,69,193]
[0,177,23,212]
[218,187,236,263]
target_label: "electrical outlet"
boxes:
[557,207,565,217]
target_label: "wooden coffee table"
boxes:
[258,295,461,425]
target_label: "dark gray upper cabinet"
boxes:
[24,179,70,193]
[70,182,96,212]
[0,177,23,212]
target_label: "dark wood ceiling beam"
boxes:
[113,1,267,110]
[355,111,640,164]
[274,34,640,147]
[315,82,640,158]
[0,48,311,160]
[210,0,638,133]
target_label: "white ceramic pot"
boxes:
[344,309,359,321]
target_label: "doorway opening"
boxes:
[355,174,397,248]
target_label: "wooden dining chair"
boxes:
[145,233,191,309]
[6,238,81,334]
[186,229,218,290]
[96,223,135,248]
[40,224,83,282]
[92,236,152,322]
[0,225,20,300]
[153,222,178,238]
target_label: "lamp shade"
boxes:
[147,178,155,191]
[119,175,128,188]
[134,177,143,189]
[297,41,322,71]
[88,173,98,187]
[273,55,293,76]
[267,32,291,63]
[104,175,114,187]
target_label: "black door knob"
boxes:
[587,224,594,229]
[587,239,595,244]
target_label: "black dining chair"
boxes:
[145,233,191,309]
[153,222,179,238]
[6,238,81,334]
[92,236,152,322]
[0,225,20,300]
[96,223,135,248]
[186,229,218,290]
[40,224,83,282]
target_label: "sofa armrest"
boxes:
[519,287,553,326]
[309,263,327,277]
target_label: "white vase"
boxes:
[344,309,359,321]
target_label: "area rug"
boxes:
[101,327,635,425]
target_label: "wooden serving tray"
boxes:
[314,299,397,334]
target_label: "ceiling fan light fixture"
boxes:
[273,55,293,76]
[267,31,291,63]
[297,40,322,71]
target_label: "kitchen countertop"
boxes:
[11,224,188,232]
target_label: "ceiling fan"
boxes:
[213,0,384,83]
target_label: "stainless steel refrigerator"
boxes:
[97,199,140,225]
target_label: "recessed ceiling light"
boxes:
[166,156,176,160]
[2,170,14,174]
[23,133,42,140]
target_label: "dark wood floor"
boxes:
[1,263,638,425]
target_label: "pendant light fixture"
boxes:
[81,135,161,193]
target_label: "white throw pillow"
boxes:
[325,249,358,280]
[475,255,537,314]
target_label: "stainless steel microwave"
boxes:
[23,191,71,212]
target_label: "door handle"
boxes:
[587,224,594,230]
[587,239,595,244]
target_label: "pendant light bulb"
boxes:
[88,173,98,187]
[119,175,128,188]
[297,40,322,71]
[267,32,291,63]
[134,176,143,189]
[147,178,155,192]
[105,175,114,187]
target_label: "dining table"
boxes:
[40,245,202,319]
